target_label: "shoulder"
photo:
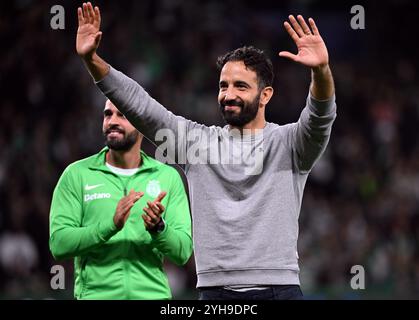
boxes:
[149,157,181,177]
[147,157,186,191]
[262,122,300,152]
[64,153,98,174]
[265,122,297,137]
[58,153,101,186]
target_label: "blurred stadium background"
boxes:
[1,0,419,299]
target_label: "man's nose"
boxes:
[108,113,120,125]
[224,87,237,101]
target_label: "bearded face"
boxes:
[219,91,261,127]
[217,61,266,128]
[103,124,139,151]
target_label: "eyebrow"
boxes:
[234,81,250,88]
[219,80,251,88]
[104,109,126,118]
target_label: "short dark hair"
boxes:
[216,46,274,89]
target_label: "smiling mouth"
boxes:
[224,105,241,111]
[107,130,124,137]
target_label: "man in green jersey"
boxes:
[49,99,193,299]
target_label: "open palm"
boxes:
[279,15,329,68]
[76,2,102,58]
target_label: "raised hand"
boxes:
[76,2,102,59]
[279,15,329,69]
[113,189,144,230]
[142,191,167,232]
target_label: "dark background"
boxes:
[1,0,419,299]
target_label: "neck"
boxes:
[106,140,143,169]
[229,110,266,134]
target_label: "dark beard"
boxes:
[104,129,139,151]
[219,92,260,127]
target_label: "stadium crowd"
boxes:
[1,0,419,299]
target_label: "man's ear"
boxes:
[259,87,274,106]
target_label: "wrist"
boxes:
[148,218,165,234]
[311,63,329,75]
[81,51,97,63]
[113,218,123,231]
[81,53,110,82]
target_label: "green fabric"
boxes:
[49,147,192,299]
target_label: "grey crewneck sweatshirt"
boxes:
[96,66,337,287]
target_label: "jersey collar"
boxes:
[89,147,158,175]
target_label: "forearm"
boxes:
[310,64,335,100]
[96,66,194,157]
[151,226,193,266]
[49,217,118,260]
[82,53,110,82]
[292,93,336,171]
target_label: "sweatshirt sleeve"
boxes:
[285,92,337,173]
[49,166,118,260]
[150,169,193,266]
[96,66,209,164]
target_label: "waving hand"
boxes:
[76,2,102,59]
[279,15,329,69]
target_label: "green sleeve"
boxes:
[150,170,193,266]
[49,165,118,260]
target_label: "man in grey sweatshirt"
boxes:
[76,3,336,300]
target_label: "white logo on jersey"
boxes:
[85,184,104,191]
[146,180,161,198]
[84,193,111,202]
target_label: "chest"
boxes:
[80,171,168,226]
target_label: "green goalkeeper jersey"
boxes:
[49,147,193,299]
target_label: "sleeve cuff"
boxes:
[150,219,169,240]
[307,92,336,116]
[95,65,117,90]
[97,215,118,242]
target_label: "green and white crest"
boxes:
[146,180,161,198]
